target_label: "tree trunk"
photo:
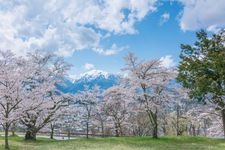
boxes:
[152,124,158,138]
[203,119,207,136]
[101,121,104,137]
[5,125,9,150]
[162,123,166,135]
[25,130,37,140]
[67,130,71,140]
[86,121,89,139]
[192,125,196,136]
[12,130,15,136]
[118,123,123,136]
[197,125,201,136]
[152,110,158,139]
[50,124,54,139]
[115,123,119,137]
[221,109,225,138]
[11,123,16,136]
[188,124,192,136]
[176,105,181,136]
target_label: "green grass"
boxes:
[0,136,225,150]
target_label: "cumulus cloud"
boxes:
[159,12,170,25]
[93,44,128,56]
[178,0,225,31]
[160,55,175,68]
[0,0,157,56]
[84,63,95,70]
[207,25,222,33]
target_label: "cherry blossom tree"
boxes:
[93,101,108,137]
[0,51,27,149]
[74,85,100,138]
[103,85,131,137]
[20,51,70,140]
[129,111,152,136]
[51,104,80,139]
[165,84,190,136]
[185,101,221,137]
[123,53,175,138]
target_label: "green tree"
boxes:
[177,30,225,137]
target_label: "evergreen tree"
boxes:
[177,30,225,137]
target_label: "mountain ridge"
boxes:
[58,71,119,93]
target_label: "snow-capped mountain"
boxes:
[58,70,119,93]
[75,70,110,82]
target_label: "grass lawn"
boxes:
[0,136,225,150]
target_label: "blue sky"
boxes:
[67,1,194,75]
[0,0,225,78]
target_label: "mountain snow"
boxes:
[58,70,119,93]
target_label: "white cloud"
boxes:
[160,55,175,68]
[0,0,157,56]
[84,63,95,70]
[207,25,221,33]
[178,0,225,31]
[159,12,170,25]
[93,44,128,56]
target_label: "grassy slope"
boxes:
[0,136,225,150]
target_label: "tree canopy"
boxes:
[177,30,225,105]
